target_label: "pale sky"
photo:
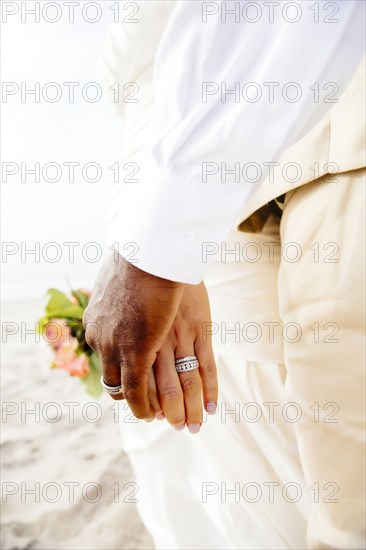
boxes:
[2,6,123,300]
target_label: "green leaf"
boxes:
[45,288,73,312]
[47,306,85,320]
[71,290,89,309]
[81,352,103,398]
[40,288,86,325]
[37,316,50,334]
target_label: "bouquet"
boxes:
[38,288,102,397]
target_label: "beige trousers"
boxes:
[278,169,366,549]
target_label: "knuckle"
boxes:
[160,386,182,402]
[172,320,194,345]
[199,358,217,375]
[84,324,92,340]
[82,308,89,330]
[84,329,95,350]
[181,376,201,393]
[84,322,104,351]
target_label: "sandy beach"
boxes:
[1,298,153,550]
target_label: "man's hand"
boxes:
[83,253,184,419]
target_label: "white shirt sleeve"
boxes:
[109,0,365,284]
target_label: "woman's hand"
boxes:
[148,282,218,434]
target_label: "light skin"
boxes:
[83,253,218,433]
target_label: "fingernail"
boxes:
[188,423,201,434]
[156,412,165,421]
[206,402,218,414]
[174,423,185,431]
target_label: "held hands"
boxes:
[83,253,218,432]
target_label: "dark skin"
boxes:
[83,253,218,432]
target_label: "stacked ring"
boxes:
[174,355,199,373]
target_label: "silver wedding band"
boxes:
[100,376,123,395]
[175,355,199,373]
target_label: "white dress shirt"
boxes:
[106,0,365,284]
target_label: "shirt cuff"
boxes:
[107,155,250,284]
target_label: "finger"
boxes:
[154,347,185,430]
[175,347,203,434]
[148,369,164,421]
[194,337,218,414]
[99,352,124,402]
[84,324,124,401]
[121,357,155,420]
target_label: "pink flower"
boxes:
[53,342,90,378]
[65,354,90,378]
[44,319,72,349]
